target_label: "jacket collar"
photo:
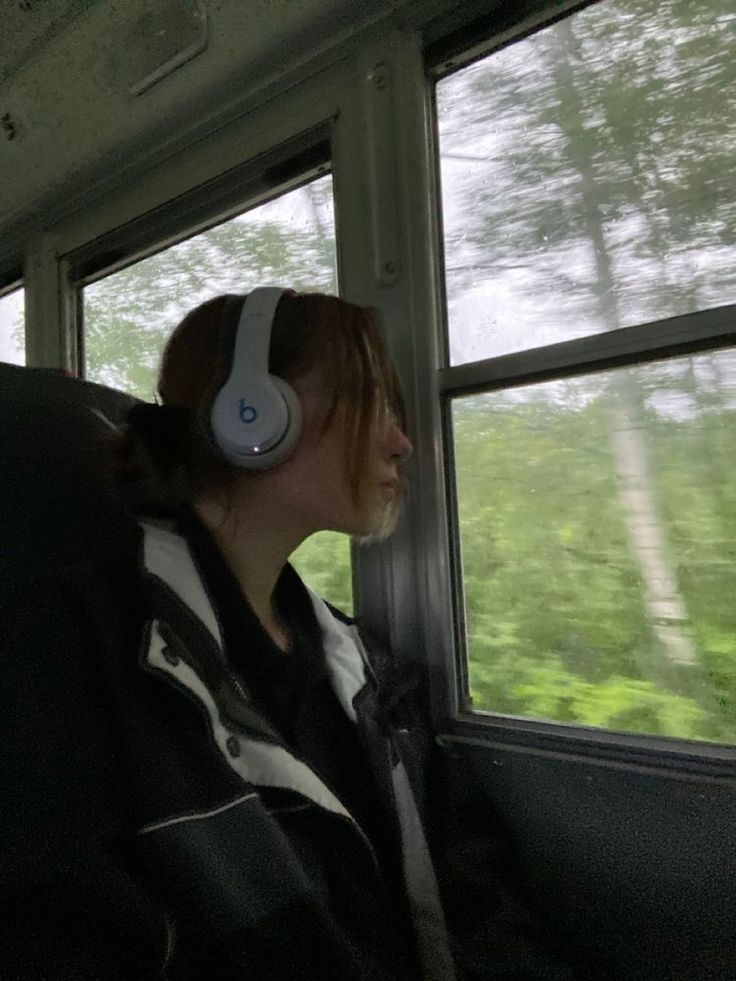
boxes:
[139,518,369,724]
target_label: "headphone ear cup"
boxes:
[255,376,302,469]
[210,374,301,469]
[218,376,302,470]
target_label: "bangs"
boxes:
[270,293,406,507]
[321,302,406,508]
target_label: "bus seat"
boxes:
[0,362,139,567]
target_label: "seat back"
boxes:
[0,363,139,566]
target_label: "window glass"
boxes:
[0,288,25,366]
[454,349,736,743]
[83,175,352,613]
[84,176,336,396]
[290,533,354,615]
[437,0,736,364]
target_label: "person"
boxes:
[1,288,583,980]
[115,288,449,980]
[2,288,458,980]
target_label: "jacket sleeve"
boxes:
[0,566,171,980]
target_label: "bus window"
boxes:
[437,0,736,366]
[81,174,353,614]
[435,0,736,742]
[0,287,25,366]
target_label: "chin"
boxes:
[323,488,402,541]
[339,516,379,539]
[352,500,400,544]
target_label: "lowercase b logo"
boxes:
[239,399,258,424]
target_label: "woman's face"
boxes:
[275,368,413,538]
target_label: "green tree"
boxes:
[453,362,736,743]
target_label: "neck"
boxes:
[193,488,310,648]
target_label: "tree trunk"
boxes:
[549,19,695,666]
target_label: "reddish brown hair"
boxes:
[109,291,406,506]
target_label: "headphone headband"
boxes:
[229,287,286,379]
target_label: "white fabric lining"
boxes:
[305,586,368,723]
[392,760,457,981]
[141,521,223,649]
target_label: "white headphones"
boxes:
[209,287,302,469]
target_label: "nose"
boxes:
[387,417,413,462]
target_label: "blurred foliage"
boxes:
[437,0,736,745]
[454,371,736,744]
[291,531,353,616]
[439,0,736,361]
[83,177,337,398]
[0,288,25,365]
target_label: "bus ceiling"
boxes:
[0,0,584,249]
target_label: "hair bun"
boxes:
[125,401,188,431]
[123,402,191,477]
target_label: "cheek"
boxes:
[296,431,351,500]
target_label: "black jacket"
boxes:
[1,515,455,981]
[1,363,589,981]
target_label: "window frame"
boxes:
[0,273,23,298]
[425,0,736,770]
